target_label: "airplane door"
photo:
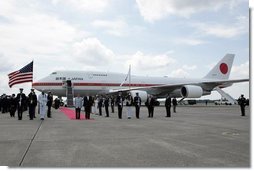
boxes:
[66,80,72,87]
[66,80,74,106]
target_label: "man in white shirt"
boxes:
[74,94,83,119]
[38,90,47,120]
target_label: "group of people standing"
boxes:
[2,89,247,121]
[37,90,54,120]
[74,94,115,120]
[74,92,178,120]
[115,92,142,119]
[0,88,55,120]
[74,94,94,120]
[165,95,178,117]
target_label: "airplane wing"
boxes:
[107,54,249,98]
[107,78,249,97]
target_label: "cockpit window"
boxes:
[51,72,57,75]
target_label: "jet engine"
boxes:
[129,90,148,102]
[180,85,203,98]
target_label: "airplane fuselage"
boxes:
[30,54,249,101]
[32,70,206,98]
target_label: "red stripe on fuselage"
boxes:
[32,82,160,87]
[32,82,63,86]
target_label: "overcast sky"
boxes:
[0,0,250,99]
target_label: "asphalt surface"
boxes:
[0,105,250,168]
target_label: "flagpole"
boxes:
[129,65,131,90]
[32,60,34,89]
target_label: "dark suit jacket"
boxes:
[104,98,109,107]
[16,93,26,106]
[116,95,124,107]
[134,96,141,106]
[165,97,171,107]
[146,97,155,107]
[28,93,37,107]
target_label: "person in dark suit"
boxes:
[1,94,8,113]
[104,96,109,117]
[47,91,53,118]
[83,96,88,112]
[116,92,124,119]
[97,96,103,116]
[54,98,60,109]
[165,94,171,117]
[172,97,177,113]
[9,94,17,117]
[84,96,93,119]
[0,95,2,113]
[146,95,155,118]
[133,93,142,119]
[238,94,247,116]
[16,88,26,120]
[110,96,115,113]
[28,89,37,120]
[83,96,88,118]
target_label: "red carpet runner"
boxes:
[59,107,94,120]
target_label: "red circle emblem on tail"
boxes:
[220,63,228,74]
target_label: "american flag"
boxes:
[8,61,33,88]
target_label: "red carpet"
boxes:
[59,107,94,120]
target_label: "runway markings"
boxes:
[19,120,43,166]
[222,132,240,136]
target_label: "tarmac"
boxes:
[0,105,250,168]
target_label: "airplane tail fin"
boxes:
[203,54,235,80]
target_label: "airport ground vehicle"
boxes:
[214,100,232,105]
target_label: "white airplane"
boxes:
[32,54,249,101]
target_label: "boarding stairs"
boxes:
[66,80,74,107]
[214,87,237,105]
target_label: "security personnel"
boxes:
[83,96,93,119]
[83,96,88,112]
[1,94,8,113]
[110,96,115,113]
[165,94,171,117]
[133,93,141,119]
[146,95,155,118]
[9,94,17,117]
[116,92,124,119]
[238,94,247,116]
[47,91,53,118]
[0,95,2,113]
[104,96,109,117]
[16,88,26,120]
[54,97,60,109]
[98,96,103,116]
[28,89,37,120]
[172,97,177,113]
